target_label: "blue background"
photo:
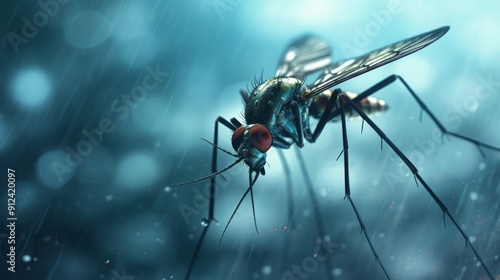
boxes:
[1,0,500,279]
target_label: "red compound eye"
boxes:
[249,124,272,152]
[231,126,245,151]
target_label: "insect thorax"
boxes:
[245,77,308,142]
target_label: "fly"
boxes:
[162,26,500,280]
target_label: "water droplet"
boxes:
[470,192,478,201]
[333,268,342,276]
[303,209,310,217]
[469,236,477,243]
[201,218,209,227]
[378,232,385,239]
[164,186,171,192]
[104,259,110,264]
[261,265,272,275]
[282,225,288,230]
[105,194,113,201]
[478,162,486,170]
[22,255,31,262]
[267,100,274,106]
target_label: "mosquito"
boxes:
[163,26,500,280]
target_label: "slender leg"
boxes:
[294,146,335,280]
[329,75,500,154]
[307,88,392,278]
[304,89,342,142]
[336,92,495,280]
[276,140,334,280]
[184,116,236,280]
[304,85,496,279]
[338,97,392,279]
[276,149,296,236]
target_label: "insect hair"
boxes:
[248,69,265,94]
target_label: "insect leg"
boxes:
[337,92,495,280]
[184,116,237,280]
[276,136,334,280]
[349,74,500,154]
[337,95,392,280]
[276,150,296,249]
[304,89,342,142]
[294,146,335,280]
[304,89,391,278]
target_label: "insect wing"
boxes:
[275,35,332,80]
[303,26,450,100]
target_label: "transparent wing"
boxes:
[303,26,449,100]
[275,35,332,80]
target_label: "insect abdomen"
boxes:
[309,90,388,121]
